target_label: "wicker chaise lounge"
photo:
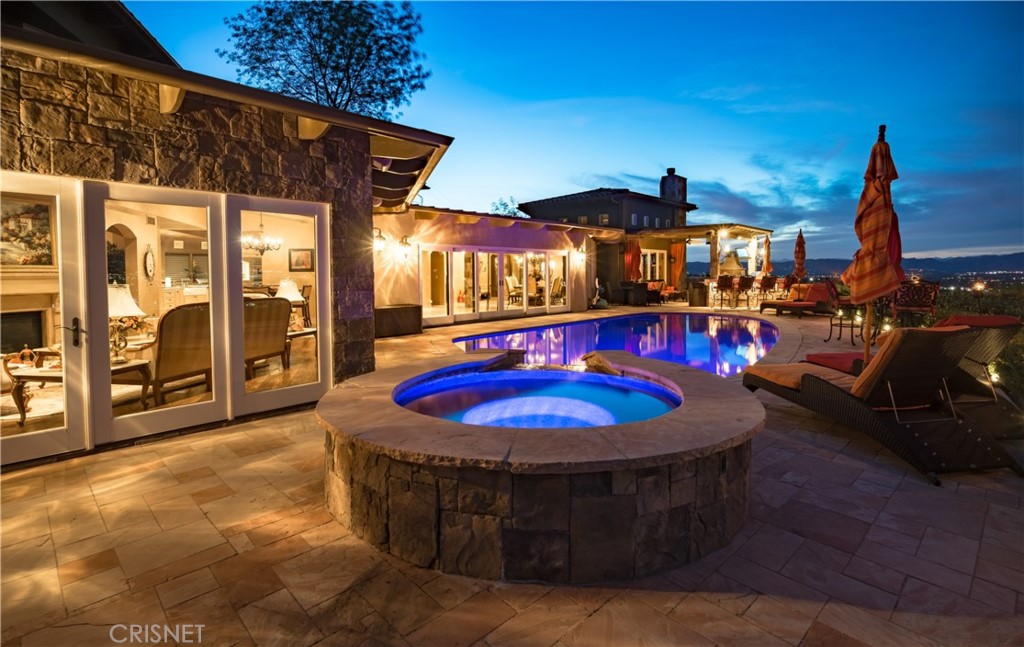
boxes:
[742,325,1024,485]
[759,281,836,317]
[804,315,1023,440]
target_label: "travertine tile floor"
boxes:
[2,305,1022,646]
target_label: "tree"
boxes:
[217,0,430,120]
[491,196,529,218]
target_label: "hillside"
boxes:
[683,252,1023,279]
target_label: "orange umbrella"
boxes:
[624,238,642,281]
[761,237,774,275]
[842,124,905,363]
[793,229,807,279]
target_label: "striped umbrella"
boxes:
[793,229,807,279]
[842,124,905,363]
[761,236,774,275]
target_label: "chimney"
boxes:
[659,167,686,203]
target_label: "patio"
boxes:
[2,304,1022,646]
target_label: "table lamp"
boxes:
[108,283,146,364]
[275,279,304,304]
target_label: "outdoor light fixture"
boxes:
[373,227,386,253]
[241,213,282,256]
[971,281,986,311]
[399,236,412,259]
[108,283,146,365]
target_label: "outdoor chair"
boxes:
[743,325,1023,485]
[891,279,940,327]
[804,314,1023,440]
[714,275,734,310]
[646,280,665,305]
[243,297,292,379]
[734,275,755,309]
[754,275,777,306]
[134,302,212,406]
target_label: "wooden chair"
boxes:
[243,297,291,379]
[300,284,312,327]
[505,275,522,304]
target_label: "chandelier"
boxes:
[242,213,282,256]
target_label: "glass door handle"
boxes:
[55,317,82,347]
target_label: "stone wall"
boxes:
[325,429,751,583]
[1,49,376,380]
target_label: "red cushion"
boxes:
[933,314,1021,328]
[804,283,831,303]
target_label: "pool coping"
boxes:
[316,349,766,475]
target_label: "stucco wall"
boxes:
[1,49,375,381]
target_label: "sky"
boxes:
[123,1,1024,262]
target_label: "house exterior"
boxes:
[372,206,619,328]
[0,2,451,463]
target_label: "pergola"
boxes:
[635,223,774,281]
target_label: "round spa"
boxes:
[318,351,766,583]
[395,369,682,428]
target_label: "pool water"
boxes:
[395,369,681,428]
[455,313,779,377]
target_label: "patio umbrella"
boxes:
[842,124,905,364]
[793,229,807,280]
[762,236,774,275]
[624,238,642,282]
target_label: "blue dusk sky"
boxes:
[124,1,1024,262]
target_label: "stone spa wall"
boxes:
[319,351,764,583]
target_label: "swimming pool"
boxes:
[455,313,779,377]
[395,368,681,428]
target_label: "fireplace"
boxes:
[1,311,44,354]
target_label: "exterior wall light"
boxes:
[373,227,386,253]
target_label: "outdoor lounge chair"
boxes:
[742,325,1023,485]
[758,280,836,317]
[803,314,1024,440]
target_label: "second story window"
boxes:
[599,213,609,226]
[631,213,638,226]
[578,215,588,225]
[643,215,650,227]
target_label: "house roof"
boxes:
[518,188,698,213]
[638,223,774,241]
[395,205,625,242]
[1,12,452,214]
[1,1,179,67]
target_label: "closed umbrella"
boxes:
[624,238,642,282]
[793,229,807,280]
[761,236,774,275]
[842,124,905,364]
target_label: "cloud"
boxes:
[694,84,763,102]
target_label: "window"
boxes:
[631,213,638,226]
[655,217,661,228]
[559,217,569,223]
[578,215,588,225]
[643,215,650,227]
[599,213,609,226]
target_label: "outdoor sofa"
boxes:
[742,325,1023,485]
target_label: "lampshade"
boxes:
[108,283,146,318]
[275,279,304,304]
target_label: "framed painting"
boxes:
[288,248,314,272]
[1,193,57,269]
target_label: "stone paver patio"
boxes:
[2,305,1022,646]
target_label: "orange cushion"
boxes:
[787,284,810,300]
[804,283,831,303]
[745,362,857,392]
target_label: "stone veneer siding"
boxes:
[1,49,376,380]
[325,431,751,583]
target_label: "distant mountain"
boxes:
[682,252,1023,279]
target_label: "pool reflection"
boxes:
[456,313,779,378]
